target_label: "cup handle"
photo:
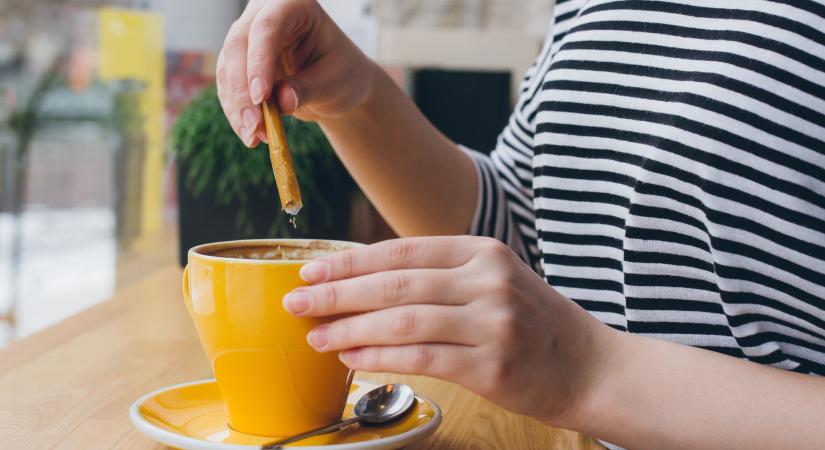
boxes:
[182,265,193,313]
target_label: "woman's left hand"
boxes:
[282,236,616,425]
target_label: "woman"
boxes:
[216,1,825,448]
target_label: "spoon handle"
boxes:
[260,417,361,449]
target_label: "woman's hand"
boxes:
[216,0,377,147]
[282,236,617,425]
[217,2,480,237]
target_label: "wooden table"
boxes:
[0,266,604,449]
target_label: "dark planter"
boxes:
[176,158,352,267]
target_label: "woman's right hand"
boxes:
[216,0,376,147]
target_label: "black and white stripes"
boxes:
[466,0,825,375]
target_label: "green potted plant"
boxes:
[171,86,357,266]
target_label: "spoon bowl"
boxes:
[355,384,416,425]
[262,384,417,449]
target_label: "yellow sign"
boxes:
[98,7,166,237]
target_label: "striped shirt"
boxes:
[466,0,825,376]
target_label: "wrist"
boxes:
[554,322,630,431]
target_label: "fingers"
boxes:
[218,29,259,147]
[338,343,480,382]
[284,268,469,316]
[247,0,317,106]
[216,50,244,141]
[217,13,261,147]
[228,42,260,148]
[308,305,480,351]
[299,237,481,283]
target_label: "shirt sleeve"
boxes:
[461,81,544,274]
[459,19,560,275]
[462,141,541,274]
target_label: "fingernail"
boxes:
[307,325,329,349]
[288,87,299,113]
[240,126,254,147]
[300,261,330,283]
[339,349,357,365]
[283,290,310,315]
[250,77,265,105]
[242,107,257,131]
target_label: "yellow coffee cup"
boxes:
[182,239,359,437]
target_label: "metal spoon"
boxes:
[261,384,417,449]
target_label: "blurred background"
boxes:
[0,0,553,347]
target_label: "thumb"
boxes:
[254,82,298,143]
[276,51,355,116]
[272,82,300,115]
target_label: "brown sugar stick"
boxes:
[261,97,303,215]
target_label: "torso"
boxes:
[519,0,825,374]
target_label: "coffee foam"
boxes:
[198,240,354,261]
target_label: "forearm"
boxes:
[318,64,478,237]
[574,328,825,449]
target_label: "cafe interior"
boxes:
[0,1,601,449]
[5,0,825,449]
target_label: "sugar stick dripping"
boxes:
[261,96,303,216]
